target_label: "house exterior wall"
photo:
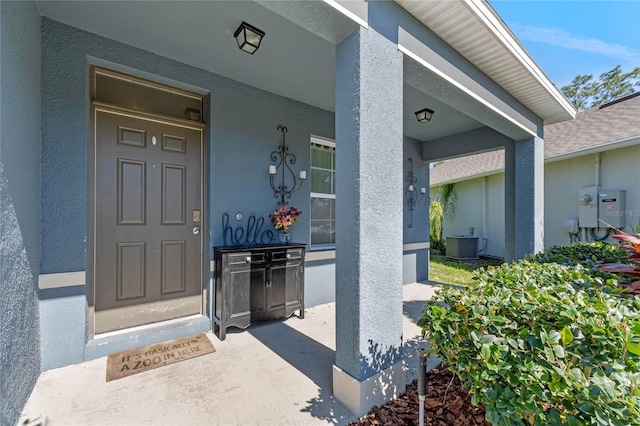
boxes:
[429,176,504,259]
[432,143,640,258]
[40,17,336,274]
[486,173,506,257]
[545,144,640,246]
[446,180,483,237]
[544,156,596,246]
[601,147,640,230]
[38,18,430,369]
[403,136,430,283]
[0,2,42,425]
[39,17,333,368]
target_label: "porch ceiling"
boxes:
[35,1,338,111]
[35,0,483,142]
[404,85,483,141]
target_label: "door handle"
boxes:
[192,226,200,235]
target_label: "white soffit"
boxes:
[395,0,576,124]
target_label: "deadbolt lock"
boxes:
[192,210,201,223]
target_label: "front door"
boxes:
[93,105,204,334]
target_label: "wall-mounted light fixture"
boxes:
[405,158,426,228]
[415,108,434,123]
[234,22,265,54]
[269,125,306,206]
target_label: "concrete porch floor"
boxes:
[21,282,441,426]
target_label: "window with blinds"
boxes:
[310,137,336,248]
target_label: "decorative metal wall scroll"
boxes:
[405,158,426,228]
[268,125,306,206]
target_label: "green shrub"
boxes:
[431,238,446,253]
[530,242,629,267]
[529,242,632,283]
[419,261,640,425]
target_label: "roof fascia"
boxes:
[430,169,503,187]
[322,0,368,28]
[464,0,575,118]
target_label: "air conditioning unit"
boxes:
[446,235,479,260]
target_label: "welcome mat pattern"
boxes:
[106,333,215,381]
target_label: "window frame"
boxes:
[309,136,336,250]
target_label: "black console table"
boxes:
[213,244,305,340]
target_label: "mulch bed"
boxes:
[348,365,491,426]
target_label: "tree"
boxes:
[440,183,458,222]
[561,74,598,110]
[561,65,640,111]
[429,183,457,247]
[592,66,640,106]
[429,200,444,250]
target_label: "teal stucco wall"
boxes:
[0,1,42,424]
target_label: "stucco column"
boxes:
[333,26,404,417]
[504,136,544,262]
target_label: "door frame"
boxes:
[88,67,208,338]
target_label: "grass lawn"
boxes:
[429,255,502,286]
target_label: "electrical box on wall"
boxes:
[563,218,579,234]
[599,190,627,228]
[578,186,599,228]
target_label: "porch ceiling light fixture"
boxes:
[405,158,426,228]
[268,125,306,206]
[415,108,434,123]
[234,22,265,55]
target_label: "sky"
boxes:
[489,0,640,90]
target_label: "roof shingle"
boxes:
[430,92,640,186]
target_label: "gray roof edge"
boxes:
[430,169,504,187]
[546,136,640,163]
[430,136,640,186]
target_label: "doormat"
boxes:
[106,333,215,381]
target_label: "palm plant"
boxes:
[429,183,457,247]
